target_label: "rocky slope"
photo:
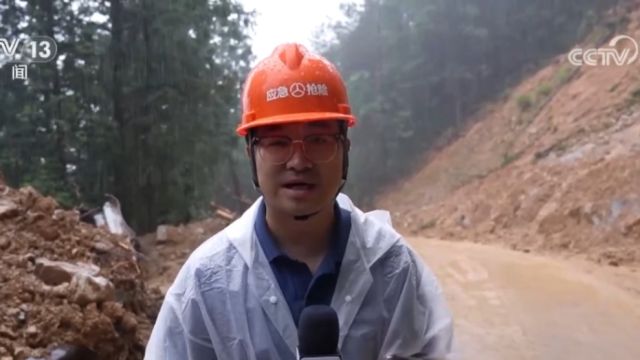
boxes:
[378,4,640,267]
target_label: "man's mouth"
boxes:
[282,182,315,190]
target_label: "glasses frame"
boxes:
[251,133,345,165]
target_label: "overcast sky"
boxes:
[240,0,362,64]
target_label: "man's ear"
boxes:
[245,145,251,158]
[344,138,351,152]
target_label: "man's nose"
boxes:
[286,142,312,170]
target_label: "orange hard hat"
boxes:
[236,43,357,136]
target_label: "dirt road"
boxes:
[409,237,640,360]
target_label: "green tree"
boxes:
[316,0,617,204]
[1,0,255,232]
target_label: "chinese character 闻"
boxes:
[12,64,28,80]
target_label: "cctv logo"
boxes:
[568,35,639,66]
[0,38,21,57]
[0,36,57,63]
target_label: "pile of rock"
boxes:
[0,181,161,360]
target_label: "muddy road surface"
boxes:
[410,237,640,360]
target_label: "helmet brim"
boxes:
[236,112,356,136]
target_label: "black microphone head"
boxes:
[298,305,340,356]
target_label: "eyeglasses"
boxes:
[252,134,344,165]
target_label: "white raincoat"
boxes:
[145,194,454,359]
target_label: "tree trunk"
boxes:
[42,0,73,198]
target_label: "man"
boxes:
[145,43,454,359]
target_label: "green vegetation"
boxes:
[554,65,575,86]
[0,0,619,228]
[517,94,534,111]
[316,0,612,202]
[516,65,577,116]
[537,83,553,98]
[0,0,254,231]
[502,152,520,167]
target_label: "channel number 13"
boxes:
[29,40,52,59]
[24,36,57,63]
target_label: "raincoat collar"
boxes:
[225,193,401,354]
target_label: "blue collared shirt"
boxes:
[255,200,351,326]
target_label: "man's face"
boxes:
[249,120,348,217]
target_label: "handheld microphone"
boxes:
[297,305,342,360]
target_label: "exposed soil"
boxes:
[0,180,162,360]
[378,5,640,267]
